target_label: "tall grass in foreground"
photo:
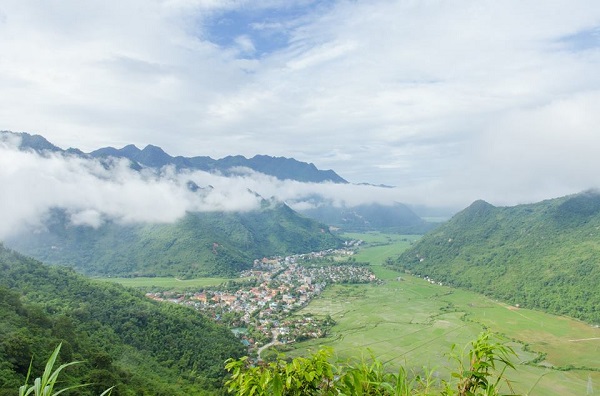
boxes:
[18,344,112,396]
[225,332,521,395]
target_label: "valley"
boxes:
[2,132,600,394]
[113,232,600,396]
[3,3,600,393]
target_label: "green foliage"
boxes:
[6,203,341,278]
[334,351,434,396]
[396,191,600,324]
[225,349,336,395]
[224,333,518,395]
[443,332,517,396]
[0,245,245,395]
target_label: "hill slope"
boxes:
[395,191,600,325]
[6,202,342,277]
[0,244,245,395]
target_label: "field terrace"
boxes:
[145,246,378,352]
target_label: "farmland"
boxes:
[288,232,600,396]
[96,276,238,290]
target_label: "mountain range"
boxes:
[395,190,600,325]
[3,130,347,183]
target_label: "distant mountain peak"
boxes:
[120,144,141,155]
[450,199,495,225]
[468,199,494,210]
[142,144,165,152]
[1,131,61,153]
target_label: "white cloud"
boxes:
[70,209,104,228]
[0,142,264,239]
[0,0,599,209]
[234,35,256,54]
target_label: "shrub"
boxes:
[224,332,518,396]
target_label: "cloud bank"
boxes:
[0,139,414,240]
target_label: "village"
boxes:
[146,243,380,356]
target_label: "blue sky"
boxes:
[1,0,600,210]
[203,1,335,58]
[560,27,600,51]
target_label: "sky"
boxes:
[1,0,600,218]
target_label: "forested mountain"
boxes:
[299,202,434,233]
[395,190,600,324]
[3,131,347,183]
[6,202,342,278]
[0,244,245,395]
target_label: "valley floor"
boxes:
[104,232,600,396]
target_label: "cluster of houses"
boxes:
[421,275,443,286]
[146,246,377,352]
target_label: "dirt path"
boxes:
[568,337,600,342]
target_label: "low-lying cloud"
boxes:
[0,138,416,240]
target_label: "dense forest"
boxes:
[395,191,600,325]
[6,201,341,278]
[0,245,245,395]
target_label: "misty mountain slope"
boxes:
[299,202,434,233]
[6,203,342,278]
[0,244,245,394]
[395,190,600,324]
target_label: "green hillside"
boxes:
[0,244,245,395]
[395,191,600,325]
[6,202,341,278]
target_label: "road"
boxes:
[257,329,282,360]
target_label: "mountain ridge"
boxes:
[2,130,347,183]
[395,190,600,324]
[6,202,343,278]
